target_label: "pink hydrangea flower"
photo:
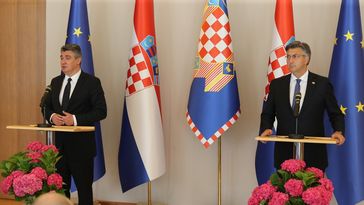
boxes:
[40,144,58,153]
[284,179,304,197]
[302,186,331,205]
[268,192,289,205]
[12,174,43,197]
[26,141,44,152]
[281,159,306,173]
[250,182,276,201]
[306,167,324,178]
[302,187,320,204]
[26,152,42,163]
[47,173,63,189]
[319,178,334,193]
[0,175,13,194]
[10,170,25,178]
[247,195,260,205]
[319,185,333,204]
[248,182,277,204]
[30,167,47,180]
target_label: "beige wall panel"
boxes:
[0,0,45,199]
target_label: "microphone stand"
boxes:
[289,93,304,139]
[37,105,52,127]
[38,85,52,127]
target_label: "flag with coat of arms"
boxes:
[255,0,295,185]
[118,0,166,193]
[187,0,240,148]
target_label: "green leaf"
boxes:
[270,173,285,192]
[288,197,305,205]
[259,200,268,205]
[278,170,291,183]
[270,173,281,185]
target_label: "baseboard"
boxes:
[0,197,137,205]
[94,200,136,205]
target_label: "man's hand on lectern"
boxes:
[259,129,273,143]
[331,131,345,145]
[61,111,74,126]
[51,114,64,126]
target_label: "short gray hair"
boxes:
[285,41,311,65]
[61,44,82,58]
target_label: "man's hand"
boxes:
[331,131,345,145]
[261,129,273,137]
[259,129,273,143]
[51,114,64,126]
[61,111,74,126]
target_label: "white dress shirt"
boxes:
[59,69,81,105]
[289,70,308,110]
[50,69,81,125]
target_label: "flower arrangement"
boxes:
[0,141,64,205]
[248,159,334,205]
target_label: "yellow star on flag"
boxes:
[356,101,364,112]
[73,27,83,37]
[340,105,348,115]
[344,30,354,41]
[334,37,338,45]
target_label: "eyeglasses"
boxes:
[286,54,306,60]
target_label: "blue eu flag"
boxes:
[66,0,106,190]
[326,0,364,204]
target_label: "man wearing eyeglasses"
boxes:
[259,41,345,171]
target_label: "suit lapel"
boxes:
[53,75,64,109]
[68,71,86,105]
[300,72,316,114]
[283,75,291,110]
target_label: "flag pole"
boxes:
[148,182,152,205]
[218,137,222,205]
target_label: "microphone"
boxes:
[39,85,52,108]
[289,92,304,139]
[38,85,52,127]
[293,92,301,118]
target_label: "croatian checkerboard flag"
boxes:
[118,0,166,193]
[255,0,295,185]
[65,0,106,191]
[187,0,240,148]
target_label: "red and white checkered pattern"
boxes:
[265,46,290,97]
[198,7,233,63]
[186,110,240,148]
[126,45,153,96]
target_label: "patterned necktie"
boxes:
[292,79,301,111]
[62,78,72,110]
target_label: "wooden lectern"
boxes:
[255,136,337,160]
[6,125,95,145]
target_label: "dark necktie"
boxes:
[62,78,72,110]
[292,79,301,111]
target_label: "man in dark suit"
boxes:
[44,44,107,205]
[260,41,345,171]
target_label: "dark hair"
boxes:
[61,44,82,58]
[285,41,311,65]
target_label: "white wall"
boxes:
[46,0,363,204]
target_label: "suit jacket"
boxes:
[44,71,107,160]
[260,72,344,170]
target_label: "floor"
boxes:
[0,199,22,205]
[0,198,136,205]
